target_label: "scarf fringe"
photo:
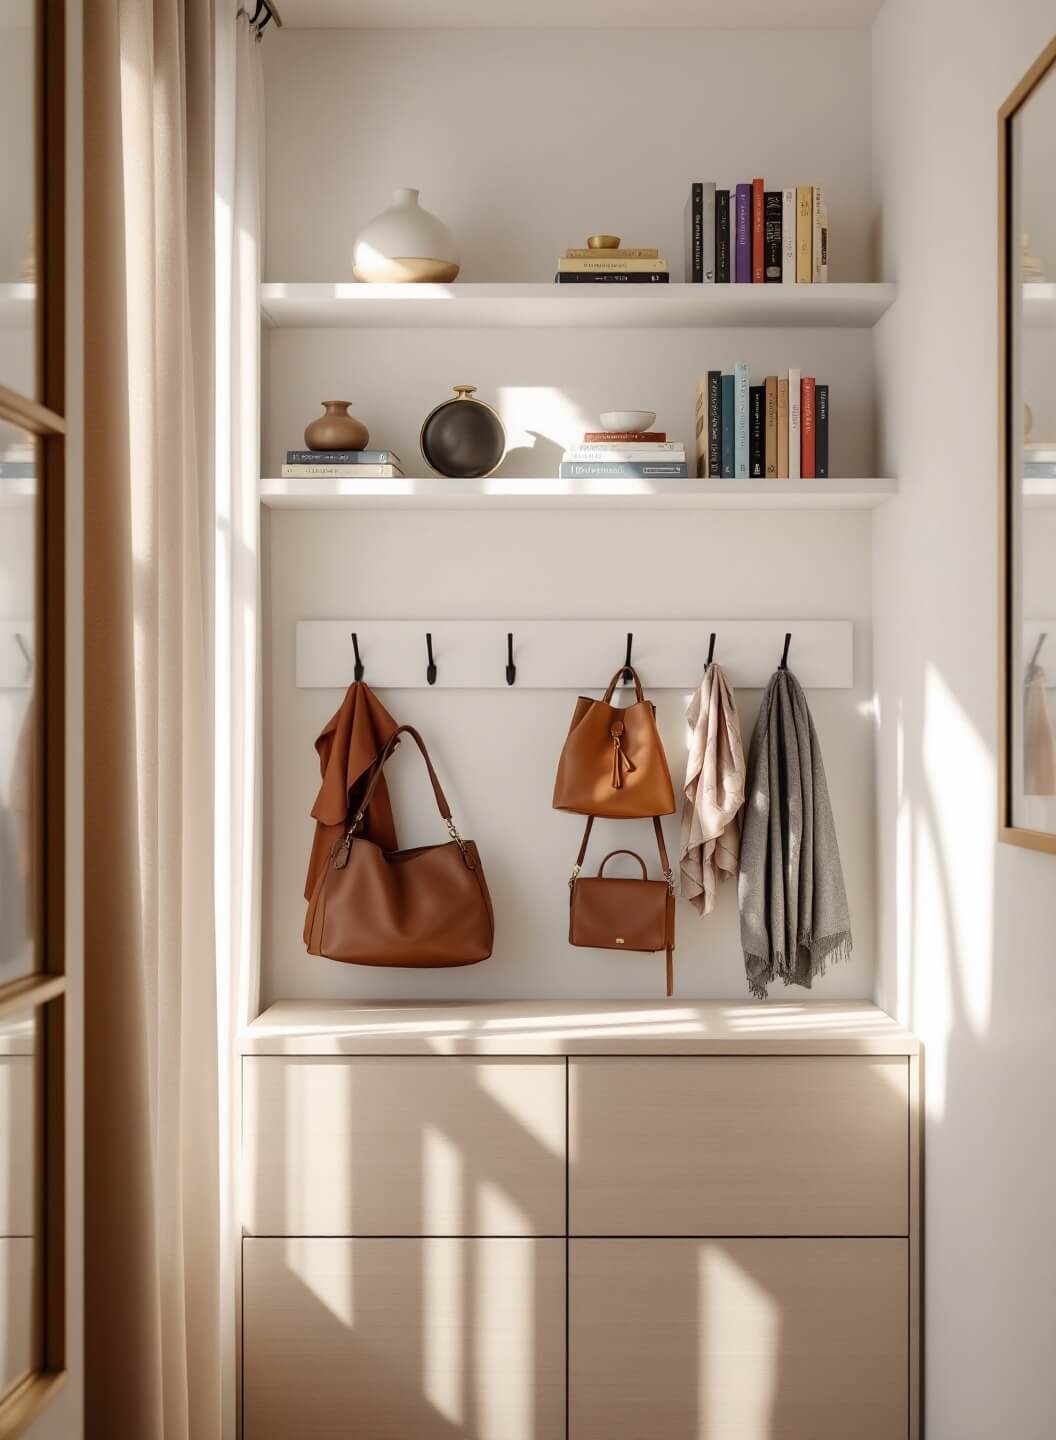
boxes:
[744,930,853,1000]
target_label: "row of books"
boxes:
[1025,446,1056,480]
[685,182,829,284]
[554,247,670,285]
[281,449,403,478]
[694,368,829,479]
[559,429,687,479]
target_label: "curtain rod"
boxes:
[243,0,282,35]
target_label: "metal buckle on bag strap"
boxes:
[446,816,469,857]
[568,863,581,890]
[664,867,676,895]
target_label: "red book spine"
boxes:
[801,377,817,478]
[583,431,667,442]
[752,178,765,283]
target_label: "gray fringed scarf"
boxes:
[738,667,852,999]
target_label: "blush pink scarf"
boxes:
[680,663,746,914]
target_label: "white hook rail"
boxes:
[294,619,854,690]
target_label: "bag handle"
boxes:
[602,664,645,704]
[571,815,673,889]
[597,849,649,881]
[351,724,456,834]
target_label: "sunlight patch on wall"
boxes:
[496,385,592,457]
[424,1235,464,1427]
[922,663,995,1036]
[423,1124,464,1239]
[476,1239,532,1440]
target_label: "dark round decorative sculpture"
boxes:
[420,385,507,479]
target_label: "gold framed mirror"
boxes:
[999,34,1056,851]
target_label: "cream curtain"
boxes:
[84,1,221,1436]
[214,12,264,1440]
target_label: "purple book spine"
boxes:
[735,184,752,283]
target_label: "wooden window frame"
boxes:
[0,0,68,1433]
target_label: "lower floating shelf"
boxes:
[260,476,898,511]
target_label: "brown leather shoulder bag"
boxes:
[568,815,677,995]
[553,664,675,818]
[305,725,494,968]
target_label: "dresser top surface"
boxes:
[243,999,920,1056]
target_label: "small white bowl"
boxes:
[600,410,657,433]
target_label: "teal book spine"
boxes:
[734,362,750,478]
[720,374,735,477]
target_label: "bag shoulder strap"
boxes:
[572,815,672,886]
[602,664,645,704]
[352,724,452,828]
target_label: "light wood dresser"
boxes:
[241,1000,921,1440]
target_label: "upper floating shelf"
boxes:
[260,475,898,511]
[260,281,896,330]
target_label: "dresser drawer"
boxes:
[244,1237,566,1440]
[570,1056,908,1236]
[570,1237,908,1440]
[243,1056,566,1236]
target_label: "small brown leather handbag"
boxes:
[305,725,494,968]
[553,665,675,818]
[568,816,677,995]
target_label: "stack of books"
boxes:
[555,247,670,284]
[685,181,829,284]
[559,429,688,480]
[281,448,403,479]
[694,367,830,480]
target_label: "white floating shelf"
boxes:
[260,281,896,330]
[260,475,898,511]
[0,283,36,329]
[1024,283,1056,328]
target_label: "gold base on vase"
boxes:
[353,257,461,283]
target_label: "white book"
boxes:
[788,369,802,481]
[564,445,686,460]
[734,362,750,479]
[812,187,824,284]
[782,188,796,284]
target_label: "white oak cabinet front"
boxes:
[240,1002,921,1440]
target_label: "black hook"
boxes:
[622,632,634,683]
[779,632,792,670]
[1030,632,1048,670]
[426,632,437,686]
[249,0,266,23]
[350,632,365,683]
[505,632,516,686]
[706,632,716,666]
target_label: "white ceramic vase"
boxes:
[352,188,460,283]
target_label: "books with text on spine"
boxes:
[559,461,689,479]
[812,187,825,284]
[563,248,659,259]
[556,272,670,284]
[707,372,722,477]
[558,257,670,273]
[815,384,829,477]
[788,369,802,480]
[751,178,765,283]
[801,377,817,478]
[564,444,684,460]
[281,464,404,478]
[796,188,813,282]
[764,193,782,282]
[583,430,666,442]
[734,363,750,478]
[285,449,400,465]
[782,189,796,283]
[715,190,731,283]
[720,374,735,477]
[764,376,778,477]
[777,377,789,477]
[735,185,752,283]
[684,183,716,283]
[749,386,765,477]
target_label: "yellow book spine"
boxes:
[796,186,813,283]
[694,376,709,477]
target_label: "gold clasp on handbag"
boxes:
[568,863,581,890]
[446,816,468,856]
[664,867,676,894]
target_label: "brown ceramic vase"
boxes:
[304,401,369,452]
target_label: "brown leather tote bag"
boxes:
[553,665,675,818]
[305,725,494,968]
[568,815,677,995]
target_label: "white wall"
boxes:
[264,505,877,1002]
[260,24,881,1006]
[871,2,1056,1435]
[263,28,873,284]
